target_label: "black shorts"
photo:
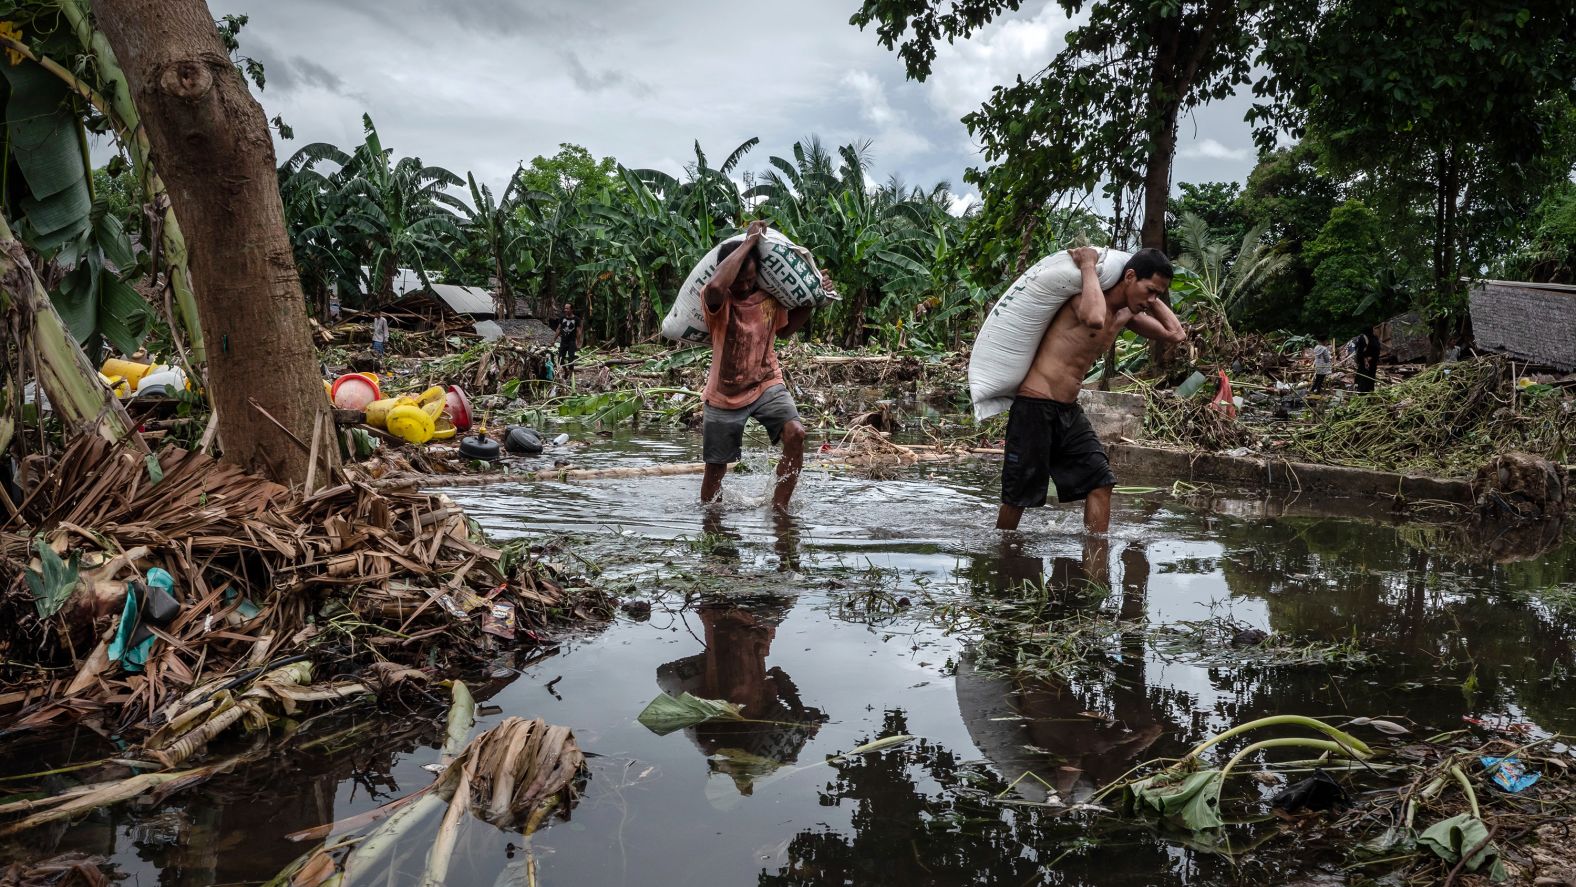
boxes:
[1001,396,1116,507]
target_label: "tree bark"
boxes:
[92,0,334,486]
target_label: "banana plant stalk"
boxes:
[55,0,207,368]
[0,212,144,452]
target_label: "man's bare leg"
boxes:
[996,503,1024,531]
[701,464,728,504]
[1082,485,1113,534]
[772,421,806,512]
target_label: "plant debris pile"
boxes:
[1284,359,1571,475]
[0,435,612,736]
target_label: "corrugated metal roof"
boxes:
[427,284,496,317]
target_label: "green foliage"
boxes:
[1168,182,1247,251]
[1253,0,1576,324]
[279,115,467,308]
[854,0,1284,261]
[23,538,80,619]
[1499,181,1576,282]
[1,56,152,357]
[1304,199,1383,333]
[1172,212,1289,326]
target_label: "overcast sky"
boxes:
[210,0,1262,206]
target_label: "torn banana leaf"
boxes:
[636,691,744,735]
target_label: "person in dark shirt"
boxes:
[551,303,580,376]
[1347,326,1382,393]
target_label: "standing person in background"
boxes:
[552,303,581,378]
[1310,336,1334,393]
[370,310,389,358]
[1347,326,1382,393]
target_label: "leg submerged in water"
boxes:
[1083,485,1113,534]
[772,420,805,512]
[701,463,728,504]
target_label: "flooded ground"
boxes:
[6,426,1574,885]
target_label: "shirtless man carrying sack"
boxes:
[996,247,1186,533]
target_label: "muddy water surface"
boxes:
[10,427,1575,885]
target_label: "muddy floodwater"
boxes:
[8,426,1575,885]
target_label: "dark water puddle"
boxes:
[7,427,1573,885]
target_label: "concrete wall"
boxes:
[1469,282,1576,371]
[1078,389,1145,441]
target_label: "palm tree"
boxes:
[1174,211,1291,332]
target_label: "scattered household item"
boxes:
[458,435,501,461]
[445,385,473,431]
[386,403,436,445]
[330,372,382,410]
[968,248,1131,419]
[1270,769,1349,813]
[504,426,543,455]
[552,433,570,447]
[134,366,188,397]
[1480,755,1540,793]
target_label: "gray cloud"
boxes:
[561,51,653,98]
[210,0,1260,205]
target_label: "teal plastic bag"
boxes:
[107,568,176,673]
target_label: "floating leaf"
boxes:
[1345,716,1410,736]
[826,734,916,763]
[1124,768,1224,831]
[1418,813,1507,882]
[636,691,744,735]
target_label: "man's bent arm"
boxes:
[780,305,812,339]
[702,231,763,310]
[1069,251,1107,329]
[1126,298,1187,343]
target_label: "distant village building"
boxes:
[1469,280,1576,371]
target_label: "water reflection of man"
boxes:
[958,543,1166,802]
[656,599,827,795]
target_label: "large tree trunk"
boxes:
[93,0,334,486]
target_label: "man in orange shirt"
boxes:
[699,221,814,511]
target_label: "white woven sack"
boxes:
[661,230,831,344]
[967,248,1131,420]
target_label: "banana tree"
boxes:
[0,25,157,362]
[0,210,142,455]
[288,115,467,305]
[461,167,529,318]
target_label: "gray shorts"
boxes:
[702,384,800,464]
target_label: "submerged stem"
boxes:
[1449,763,1480,819]
[1187,715,1374,761]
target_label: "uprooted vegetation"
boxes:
[0,435,614,745]
[1141,357,1572,477]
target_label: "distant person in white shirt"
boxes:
[1310,336,1333,393]
[371,311,390,357]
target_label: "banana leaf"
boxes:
[636,691,744,735]
[1,60,91,249]
[1123,768,1225,831]
[1418,813,1507,882]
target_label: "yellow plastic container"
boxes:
[364,396,414,429]
[100,373,131,399]
[416,385,446,408]
[101,358,153,388]
[386,403,435,445]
